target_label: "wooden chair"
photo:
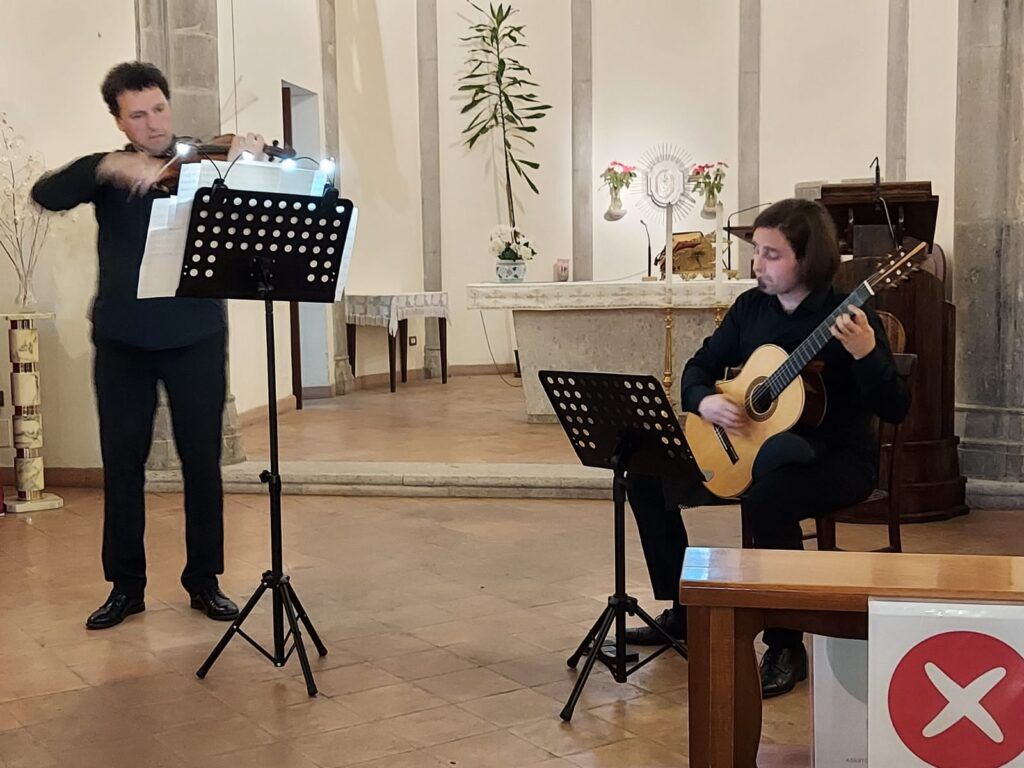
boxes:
[815,351,917,553]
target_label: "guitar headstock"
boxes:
[866,241,928,293]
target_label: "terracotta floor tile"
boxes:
[373,648,476,680]
[458,688,564,727]
[565,737,688,767]
[338,682,447,720]
[383,703,496,748]
[509,711,636,757]
[427,730,554,767]
[292,720,415,767]
[414,667,523,703]
[155,712,275,759]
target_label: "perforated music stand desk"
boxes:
[176,180,357,696]
[539,370,704,721]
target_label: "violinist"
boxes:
[31,61,259,630]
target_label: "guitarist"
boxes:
[625,198,909,697]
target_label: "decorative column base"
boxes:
[5,493,64,514]
[333,357,357,394]
[146,388,247,470]
[423,347,442,380]
[2,313,63,514]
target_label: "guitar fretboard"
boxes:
[756,282,875,407]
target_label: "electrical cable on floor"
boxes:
[478,311,523,387]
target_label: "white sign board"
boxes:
[869,599,1024,768]
[812,636,868,767]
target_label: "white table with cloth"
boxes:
[344,292,450,391]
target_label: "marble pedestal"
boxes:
[1,313,63,514]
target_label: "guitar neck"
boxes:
[764,282,875,399]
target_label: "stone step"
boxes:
[147,460,614,499]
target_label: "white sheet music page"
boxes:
[137,199,187,298]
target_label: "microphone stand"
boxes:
[725,201,774,272]
[640,219,655,280]
[870,156,902,253]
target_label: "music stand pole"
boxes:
[196,260,327,695]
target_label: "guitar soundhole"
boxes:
[746,377,776,421]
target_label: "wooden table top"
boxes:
[680,547,1024,612]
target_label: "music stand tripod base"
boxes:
[176,182,357,694]
[539,370,701,721]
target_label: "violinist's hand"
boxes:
[697,393,750,436]
[227,132,268,162]
[97,151,167,195]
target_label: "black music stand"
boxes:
[177,179,357,696]
[540,370,703,721]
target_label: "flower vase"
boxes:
[604,186,627,221]
[14,268,37,309]
[496,259,527,283]
[701,189,718,219]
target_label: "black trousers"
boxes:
[93,330,227,598]
[626,433,875,649]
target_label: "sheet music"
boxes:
[336,208,358,301]
[138,199,188,299]
[139,159,355,300]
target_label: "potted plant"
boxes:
[599,160,636,221]
[490,224,536,282]
[690,161,728,219]
[457,2,550,280]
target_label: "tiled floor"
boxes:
[2,376,1015,767]
[241,375,574,464]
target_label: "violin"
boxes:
[155,133,296,194]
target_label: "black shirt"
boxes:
[31,149,225,350]
[680,284,910,465]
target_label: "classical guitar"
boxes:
[683,241,927,499]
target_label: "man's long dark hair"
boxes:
[753,198,839,291]
[101,61,170,117]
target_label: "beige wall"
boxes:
[907,0,957,259]
[761,0,890,202]
[0,1,136,468]
[335,0,427,377]
[592,0,740,281]
[217,0,328,412]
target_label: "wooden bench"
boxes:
[680,546,1024,768]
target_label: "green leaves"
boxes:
[457,0,551,222]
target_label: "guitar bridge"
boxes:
[713,424,740,465]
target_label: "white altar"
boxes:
[467,278,755,422]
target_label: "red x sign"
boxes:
[888,631,1024,768]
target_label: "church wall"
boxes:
[216,0,326,413]
[760,0,889,203]
[0,1,136,468]
[591,0,740,281]
[906,0,957,262]
[335,0,427,378]
[436,0,573,367]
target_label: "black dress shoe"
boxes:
[624,608,687,647]
[190,587,239,621]
[759,645,808,699]
[86,593,145,630]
